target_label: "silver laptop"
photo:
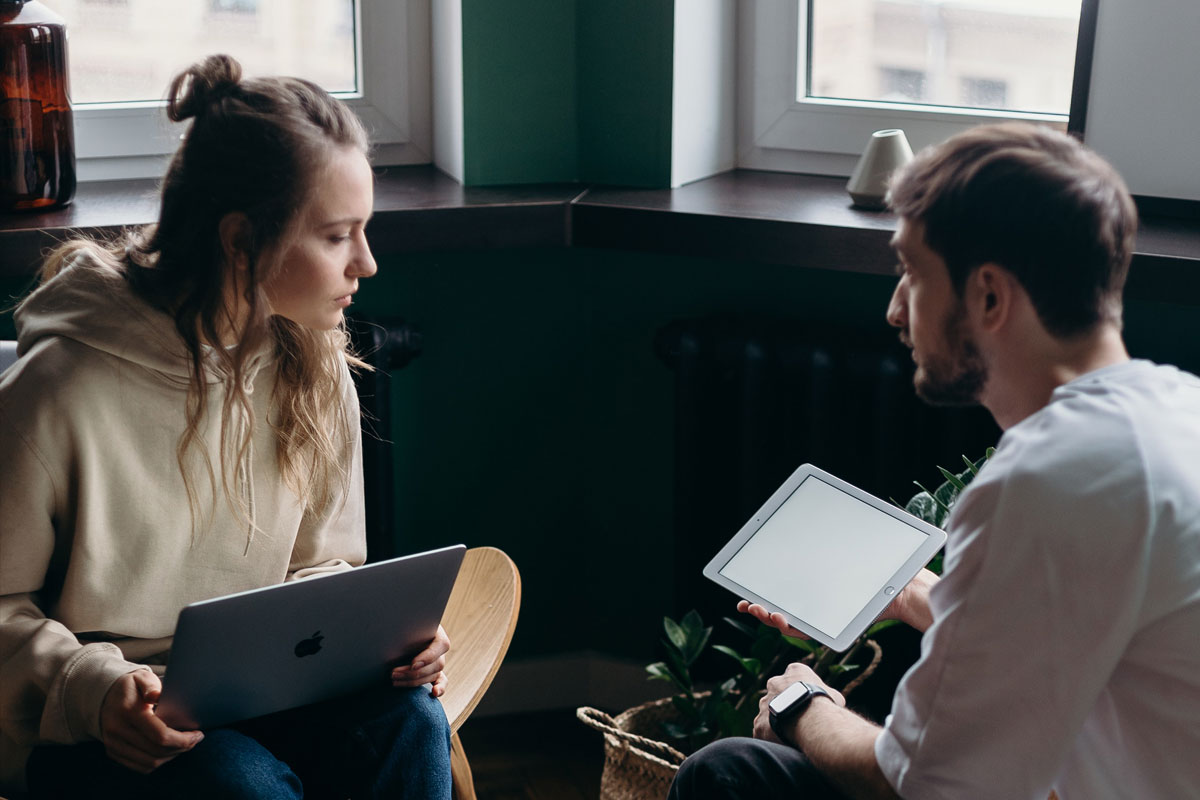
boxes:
[155,544,465,730]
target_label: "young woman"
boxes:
[0,55,452,799]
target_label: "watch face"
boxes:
[769,681,813,716]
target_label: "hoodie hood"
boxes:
[14,250,272,385]
[14,249,275,553]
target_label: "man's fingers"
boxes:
[430,671,447,697]
[742,603,809,638]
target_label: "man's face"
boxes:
[886,219,987,406]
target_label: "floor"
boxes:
[458,710,605,800]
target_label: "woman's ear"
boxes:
[218,212,252,272]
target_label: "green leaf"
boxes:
[931,477,960,513]
[905,492,943,526]
[663,616,687,652]
[912,481,951,514]
[662,719,704,740]
[722,616,757,639]
[645,662,677,683]
[671,694,699,721]
[680,609,705,637]
[782,634,821,654]
[713,644,761,676]
[937,466,967,492]
[750,631,781,664]
[682,626,712,666]
[864,619,900,637]
[961,454,980,476]
[662,647,693,690]
[714,699,755,739]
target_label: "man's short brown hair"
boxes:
[887,123,1137,338]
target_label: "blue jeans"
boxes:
[25,685,452,800]
[668,737,847,800]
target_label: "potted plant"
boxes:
[578,450,993,800]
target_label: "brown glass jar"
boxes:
[1,0,75,212]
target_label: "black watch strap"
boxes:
[768,681,830,745]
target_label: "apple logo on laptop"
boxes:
[294,631,324,658]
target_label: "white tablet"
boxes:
[703,464,946,651]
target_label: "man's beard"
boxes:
[912,302,988,407]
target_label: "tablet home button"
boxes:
[884,586,896,595]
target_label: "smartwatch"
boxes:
[768,681,831,745]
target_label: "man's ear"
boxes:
[968,263,1015,333]
[218,212,253,272]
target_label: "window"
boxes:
[64,0,431,180]
[739,0,1086,176]
[210,0,257,13]
[962,77,1007,109]
[879,68,928,104]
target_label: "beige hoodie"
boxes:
[0,253,366,790]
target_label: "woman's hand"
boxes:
[392,624,450,697]
[99,670,204,773]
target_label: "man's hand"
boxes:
[754,662,845,744]
[391,624,450,697]
[737,599,809,639]
[100,670,204,773]
[738,567,940,636]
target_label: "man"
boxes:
[668,123,1200,799]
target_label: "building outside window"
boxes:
[54,0,428,179]
[741,0,1086,175]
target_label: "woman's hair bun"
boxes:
[167,54,244,123]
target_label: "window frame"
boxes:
[72,0,431,181]
[737,0,1083,177]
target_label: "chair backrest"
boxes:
[439,546,521,732]
[0,340,17,375]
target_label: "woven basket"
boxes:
[577,697,689,800]
[577,638,883,800]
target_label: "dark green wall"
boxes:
[460,0,674,187]
[344,249,1200,660]
[350,248,900,658]
[576,0,674,187]
[462,0,579,185]
[3,254,1198,661]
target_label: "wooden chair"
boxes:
[439,546,522,800]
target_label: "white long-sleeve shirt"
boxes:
[876,359,1200,800]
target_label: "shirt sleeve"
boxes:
[0,405,142,748]
[875,436,1150,800]
[286,361,367,580]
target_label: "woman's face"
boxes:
[262,146,377,330]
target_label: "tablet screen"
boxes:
[717,474,928,638]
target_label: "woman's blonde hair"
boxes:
[41,54,370,527]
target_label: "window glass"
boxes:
[808,0,1081,116]
[54,0,356,105]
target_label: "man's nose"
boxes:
[886,280,907,329]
